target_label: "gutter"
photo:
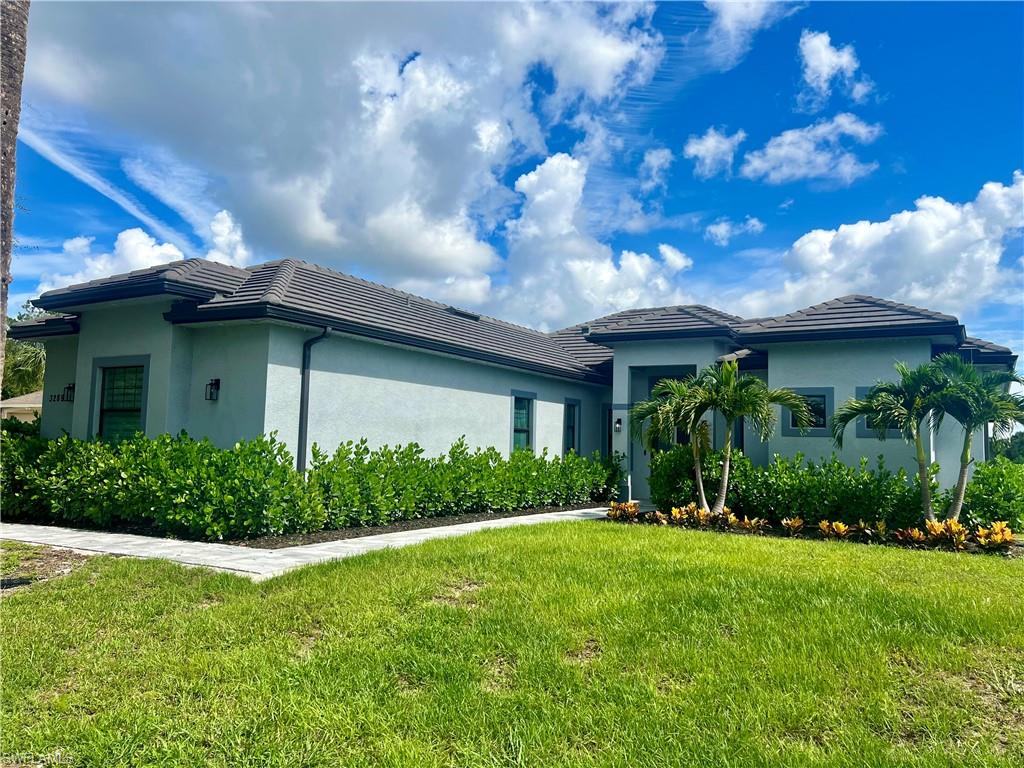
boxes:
[297,327,331,472]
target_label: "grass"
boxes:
[1,522,1022,767]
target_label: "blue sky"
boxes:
[12,1,1024,353]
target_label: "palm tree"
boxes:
[630,377,712,511]
[930,353,1024,521]
[832,361,944,520]
[1,0,31,396]
[687,361,812,515]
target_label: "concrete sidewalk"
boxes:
[0,507,608,581]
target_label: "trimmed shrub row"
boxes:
[649,445,1023,530]
[1,431,624,541]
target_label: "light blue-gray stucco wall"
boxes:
[264,325,611,461]
[766,338,978,488]
[39,335,78,439]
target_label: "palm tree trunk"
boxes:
[691,440,708,512]
[1,1,31,396]
[944,432,973,522]
[914,427,935,521]
[710,421,733,516]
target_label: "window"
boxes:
[99,365,145,441]
[855,386,901,438]
[798,395,828,429]
[563,399,581,455]
[782,387,834,437]
[511,390,535,451]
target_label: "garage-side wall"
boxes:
[39,336,78,439]
[264,326,610,462]
[184,324,271,447]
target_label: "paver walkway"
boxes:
[0,507,608,581]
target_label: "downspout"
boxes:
[297,327,330,472]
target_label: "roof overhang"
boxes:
[737,322,965,346]
[8,315,80,340]
[585,328,737,344]
[34,277,217,312]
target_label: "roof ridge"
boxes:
[262,259,298,304]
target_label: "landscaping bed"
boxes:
[234,502,605,548]
[2,523,1022,766]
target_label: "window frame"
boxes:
[781,386,834,437]
[89,355,150,440]
[510,389,536,453]
[854,386,903,439]
[563,398,581,456]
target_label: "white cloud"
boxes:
[797,30,874,112]
[497,153,690,328]
[23,2,663,293]
[206,210,251,267]
[720,171,1024,319]
[704,215,765,247]
[35,229,184,294]
[639,147,674,193]
[740,113,882,185]
[702,1,795,70]
[657,243,693,272]
[365,199,497,277]
[683,127,746,179]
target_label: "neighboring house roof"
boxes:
[0,390,42,409]
[734,295,964,344]
[162,259,606,383]
[586,305,742,343]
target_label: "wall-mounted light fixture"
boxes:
[205,378,221,401]
[614,417,622,433]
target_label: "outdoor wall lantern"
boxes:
[205,378,221,401]
[614,417,622,433]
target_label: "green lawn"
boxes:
[2,523,1023,767]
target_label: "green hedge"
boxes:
[951,456,1024,529]
[307,438,623,528]
[1,431,623,540]
[650,446,926,529]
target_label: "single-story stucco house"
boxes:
[10,257,1017,501]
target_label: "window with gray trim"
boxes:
[782,387,834,437]
[99,365,145,441]
[855,386,902,439]
[511,390,535,451]
[563,399,581,455]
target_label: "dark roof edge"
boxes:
[34,277,215,311]
[738,322,965,346]
[8,315,80,340]
[586,327,737,343]
[165,303,611,386]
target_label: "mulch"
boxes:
[233,502,608,549]
[0,545,91,595]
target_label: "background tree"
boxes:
[2,301,44,399]
[1,0,31,396]
[930,353,1024,521]
[832,361,943,521]
[631,377,712,511]
[992,431,1024,463]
